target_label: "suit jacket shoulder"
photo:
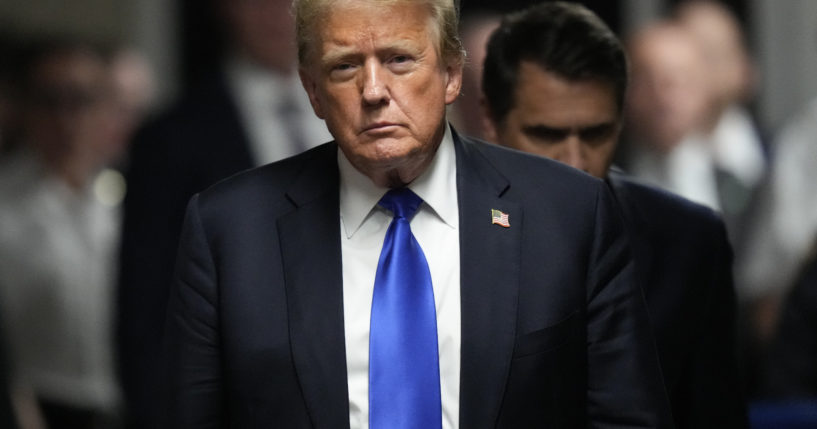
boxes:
[195,142,339,223]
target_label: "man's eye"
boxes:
[388,55,414,71]
[329,63,357,80]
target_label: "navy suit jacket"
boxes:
[609,173,748,428]
[164,133,673,428]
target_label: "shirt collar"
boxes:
[339,123,458,239]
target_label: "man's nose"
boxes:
[362,61,390,106]
[562,138,588,173]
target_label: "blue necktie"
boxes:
[369,188,442,429]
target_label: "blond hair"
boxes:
[293,0,465,68]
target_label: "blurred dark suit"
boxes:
[766,243,817,398]
[609,172,748,428]
[0,326,16,428]
[117,71,254,428]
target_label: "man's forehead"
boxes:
[312,3,434,55]
[514,65,616,111]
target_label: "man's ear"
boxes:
[444,63,464,105]
[480,96,500,143]
[299,67,325,119]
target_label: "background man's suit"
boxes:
[609,173,748,428]
[164,131,672,427]
[118,72,254,428]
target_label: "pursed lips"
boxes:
[361,122,401,134]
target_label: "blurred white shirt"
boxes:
[0,150,121,411]
[226,56,332,166]
[737,98,817,298]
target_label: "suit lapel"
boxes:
[455,135,522,428]
[277,144,351,429]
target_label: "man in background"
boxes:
[621,1,766,241]
[117,0,330,426]
[481,3,747,427]
[0,38,126,429]
[676,0,766,230]
[620,21,717,209]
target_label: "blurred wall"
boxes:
[751,0,817,133]
[0,0,124,39]
[0,0,178,108]
[621,0,665,35]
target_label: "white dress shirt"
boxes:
[339,125,461,429]
[226,56,332,166]
[710,105,766,190]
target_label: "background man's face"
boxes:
[224,0,297,73]
[25,51,123,166]
[625,26,710,152]
[487,62,620,178]
[299,1,462,186]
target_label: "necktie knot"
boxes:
[378,188,423,220]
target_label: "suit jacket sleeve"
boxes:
[163,194,223,428]
[586,184,673,428]
[679,219,748,428]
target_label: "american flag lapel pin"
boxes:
[491,209,510,228]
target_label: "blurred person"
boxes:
[162,0,672,426]
[109,49,157,149]
[620,22,718,207]
[481,3,747,427]
[765,237,817,399]
[447,11,500,140]
[752,235,817,427]
[0,39,126,428]
[117,0,330,427]
[736,96,817,348]
[675,0,755,112]
[675,0,766,238]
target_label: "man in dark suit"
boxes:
[163,0,672,426]
[480,3,747,428]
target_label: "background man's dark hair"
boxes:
[482,1,627,125]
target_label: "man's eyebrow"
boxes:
[321,46,359,66]
[321,39,422,64]
[579,122,617,132]
[522,124,570,134]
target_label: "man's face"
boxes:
[25,51,122,166]
[486,62,620,178]
[626,27,710,152]
[299,1,462,187]
[224,0,297,73]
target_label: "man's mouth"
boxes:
[362,122,400,134]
